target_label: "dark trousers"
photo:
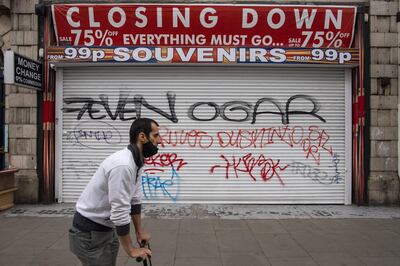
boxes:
[69,226,120,266]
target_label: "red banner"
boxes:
[52,4,357,48]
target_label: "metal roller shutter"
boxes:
[56,66,351,204]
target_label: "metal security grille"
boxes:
[57,66,351,204]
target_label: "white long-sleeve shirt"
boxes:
[76,147,143,228]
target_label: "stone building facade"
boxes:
[0,0,39,203]
[0,0,399,205]
[369,0,399,205]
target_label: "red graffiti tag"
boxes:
[145,153,188,171]
[209,153,288,184]
[216,125,333,165]
[160,126,213,149]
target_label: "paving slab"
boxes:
[144,218,180,232]
[216,229,262,253]
[174,257,222,266]
[0,230,64,256]
[335,218,389,232]
[48,232,69,250]
[256,233,309,258]
[30,249,80,266]
[247,219,288,234]
[289,230,344,253]
[179,218,215,234]
[360,256,400,266]
[309,251,365,266]
[268,257,318,266]
[379,219,400,233]
[147,229,179,253]
[220,251,270,266]
[34,217,72,233]
[278,219,320,233]
[361,229,400,252]
[176,233,219,258]
[0,255,36,266]
[213,219,249,230]
[308,219,354,233]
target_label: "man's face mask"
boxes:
[143,141,158,158]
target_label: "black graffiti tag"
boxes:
[63,91,178,122]
[188,95,326,125]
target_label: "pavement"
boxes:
[0,204,400,266]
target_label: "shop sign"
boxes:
[47,46,359,65]
[4,50,43,90]
[52,4,357,49]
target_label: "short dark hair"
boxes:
[129,118,159,143]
